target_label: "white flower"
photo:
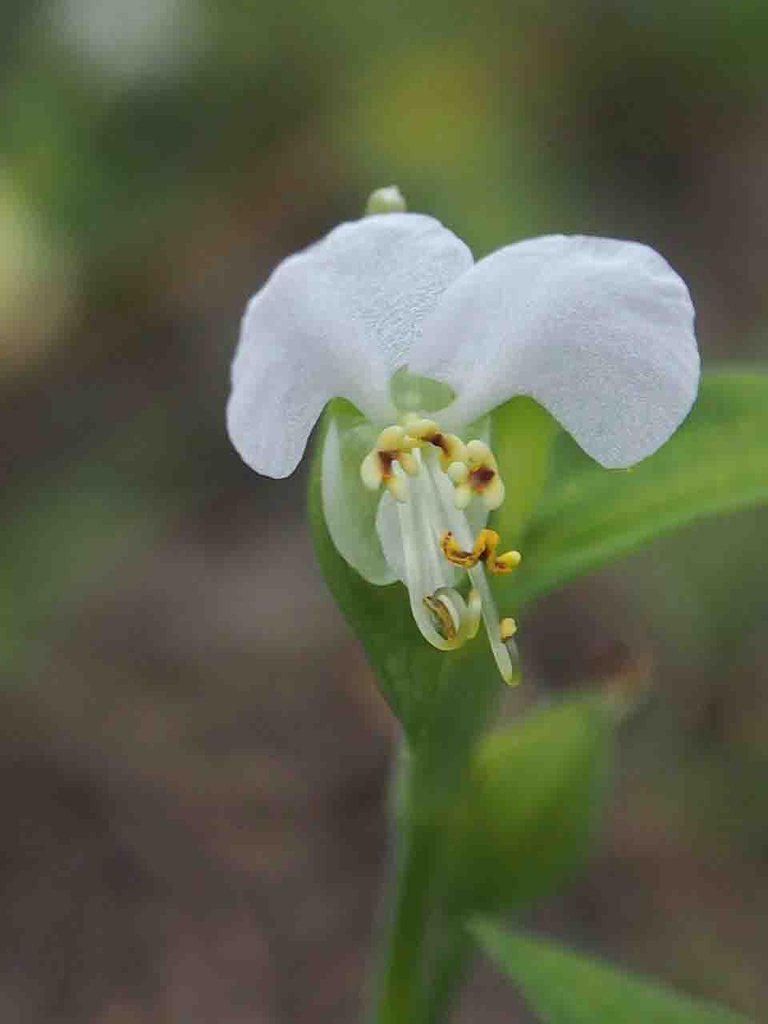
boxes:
[227,210,699,683]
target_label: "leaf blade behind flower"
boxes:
[505,370,768,606]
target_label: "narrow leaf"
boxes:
[491,395,558,548]
[471,920,751,1024]
[508,370,768,605]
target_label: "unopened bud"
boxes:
[365,186,407,215]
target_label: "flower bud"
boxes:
[365,186,407,215]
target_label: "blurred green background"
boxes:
[1,0,767,1020]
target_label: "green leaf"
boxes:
[507,370,768,606]
[445,694,613,914]
[471,920,751,1024]
[491,395,559,548]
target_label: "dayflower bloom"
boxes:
[227,200,699,684]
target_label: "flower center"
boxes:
[360,417,522,684]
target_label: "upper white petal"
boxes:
[409,235,700,468]
[227,213,472,477]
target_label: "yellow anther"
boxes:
[361,423,420,494]
[360,450,384,491]
[452,483,472,510]
[422,591,460,642]
[441,531,483,569]
[377,424,409,450]
[481,474,505,511]
[447,461,468,485]
[464,438,505,509]
[405,419,468,469]
[482,528,521,575]
[404,417,439,441]
[500,617,517,642]
[398,451,420,476]
[491,548,521,574]
[466,439,494,464]
[441,528,522,576]
[439,433,468,467]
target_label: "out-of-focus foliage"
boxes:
[446,695,614,915]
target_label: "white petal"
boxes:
[409,235,699,468]
[227,213,472,477]
[321,415,396,585]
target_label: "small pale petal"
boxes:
[228,214,472,477]
[321,415,396,586]
[410,235,699,468]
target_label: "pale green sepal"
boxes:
[321,401,395,585]
[470,919,751,1024]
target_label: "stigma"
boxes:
[360,417,522,684]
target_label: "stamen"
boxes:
[423,591,460,641]
[377,424,409,450]
[420,452,521,685]
[360,450,383,491]
[500,617,517,641]
[465,439,505,510]
[395,457,458,650]
[465,557,520,685]
[490,549,521,574]
[441,530,482,569]
[441,528,521,576]
[446,461,472,509]
[405,417,468,469]
[398,451,420,476]
[447,461,468,485]
[499,617,521,684]
[466,588,482,639]
[357,416,522,684]
[360,424,419,500]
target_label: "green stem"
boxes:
[370,647,504,1023]
[374,749,437,1024]
[424,924,473,1024]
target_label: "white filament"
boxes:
[395,446,519,682]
